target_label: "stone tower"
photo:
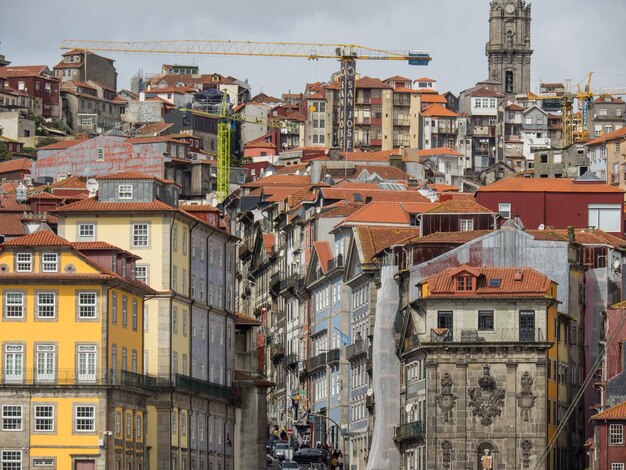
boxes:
[486,0,533,95]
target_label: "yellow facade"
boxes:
[0,235,151,470]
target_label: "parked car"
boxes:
[281,461,299,469]
[274,442,290,460]
[293,448,329,463]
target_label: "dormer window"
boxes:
[118,185,133,200]
[456,275,474,291]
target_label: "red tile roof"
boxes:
[0,196,30,212]
[586,126,626,146]
[0,158,32,175]
[354,226,421,261]
[423,199,493,214]
[2,230,71,247]
[0,213,26,236]
[321,188,430,204]
[422,264,553,298]
[36,138,88,151]
[419,94,447,104]
[144,86,197,94]
[506,104,525,111]
[125,136,185,145]
[242,174,311,189]
[591,401,626,421]
[0,66,52,78]
[417,147,463,157]
[385,75,411,82]
[355,76,392,89]
[427,183,460,192]
[477,177,624,193]
[136,122,175,136]
[421,104,458,118]
[235,312,262,327]
[179,204,221,213]
[413,230,493,245]
[471,87,503,98]
[97,171,178,185]
[526,228,626,249]
[313,241,334,273]
[318,201,364,218]
[342,201,437,225]
[54,199,176,213]
[341,149,404,162]
[354,165,413,180]
[415,77,436,83]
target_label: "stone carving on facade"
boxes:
[517,371,537,421]
[468,365,505,426]
[521,439,533,467]
[441,440,452,468]
[436,372,457,422]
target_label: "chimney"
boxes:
[407,178,420,189]
[513,269,524,281]
[389,153,402,169]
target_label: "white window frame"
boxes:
[36,292,56,319]
[4,345,24,382]
[34,404,55,432]
[612,464,625,470]
[2,405,22,431]
[16,253,32,272]
[36,344,56,382]
[77,345,97,382]
[5,292,24,319]
[132,223,150,247]
[1,450,22,469]
[460,218,474,232]
[78,223,95,240]
[78,292,97,319]
[75,405,96,432]
[609,423,624,445]
[118,184,133,200]
[41,253,58,272]
[135,265,149,284]
[96,147,105,160]
[498,202,511,219]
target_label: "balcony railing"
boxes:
[283,353,298,368]
[394,421,424,443]
[346,340,368,361]
[307,352,327,372]
[0,368,159,390]
[327,348,341,365]
[427,328,545,343]
[271,344,286,362]
[175,374,233,401]
[235,351,259,373]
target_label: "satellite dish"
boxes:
[366,388,374,397]
[405,403,413,413]
[613,259,621,270]
[278,328,284,335]
[96,127,103,135]
[538,224,545,230]
[279,249,285,258]
[86,178,99,197]
[315,207,321,214]
[15,182,27,203]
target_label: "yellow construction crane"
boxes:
[528,72,626,146]
[60,39,431,154]
[181,97,299,202]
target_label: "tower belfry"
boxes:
[486,0,533,95]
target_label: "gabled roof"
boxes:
[97,171,177,186]
[0,65,53,78]
[341,201,436,226]
[423,199,493,214]
[422,264,553,297]
[421,104,458,118]
[37,138,88,151]
[354,226,421,261]
[591,401,626,421]
[417,147,463,157]
[412,230,493,245]
[54,199,176,213]
[136,122,175,136]
[385,75,411,82]
[354,165,413,181]
[3,230,71,247]
[477,177,624,194]
[415,77,436,83]
[313,241,333,273]
[586,126,626,146]
[355,76,392,89]
[471,87,502,98]
[0,158,32,175]
[321,188,429,204]
[526,228,626,250]
[419,94,447,104]
[179,204,221,213]
[0,213,26,236]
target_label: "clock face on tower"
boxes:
[505,3,516,14]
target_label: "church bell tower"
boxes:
[486,0,533,95]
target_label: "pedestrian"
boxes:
[337,450,343,469]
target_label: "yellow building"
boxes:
[0,230,155,470]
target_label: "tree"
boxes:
[0,142,12,162]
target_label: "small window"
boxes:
[610,424,624,445]
[498,203,511,219]
[2,405,22,430]
[460,219,474,232]
[75,405,96,432]
[79,223,95,240]
[34,405,55,432]
[489,279,501,287]
[16,253,32,272]
[5,292,25,319]
[478,310,494,331]
[135,265,148,284]
[37,292,56,318]
[132,224,149,247]
[456,275,473,291]
[612,464,625,470]
[78,292,97,318]
[118,184,133,200]
[1,451,21,469]
[97,147,105,160]
[41,253,58,272]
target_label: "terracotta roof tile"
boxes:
[318,201,364,218]
[0,158,32,175]
[125,136,185,145]
[421,104,458,118]
[0,213,26,236]
[144,86,197,94]
[591,400,626,421]
[413,230,493,245]
[36,138,88,151]
[0,196,30,212]
[321,188,430,203]
[242,174,311,189]
[54,199,176,213]
[355,76,392,89]
[3,230,71,246]
[422,264,553,298]
[313,241,333,273]
[136,122,175,136]
[342,201,436,226]
[477,177,624,193]
[417,147,463,157]
[179,204,221,213]
[97,171,178,185]
[586,126,626,146]
[354,226,421,261]
[354,165,413,180]
[415,77,436,83]
[527,228,626,249]
[385,75,412,82]
[235,312,262,326]
[423,199,493,214]
[419,94,448,104]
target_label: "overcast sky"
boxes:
[2,0,625,98]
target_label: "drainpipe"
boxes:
[169,214,175,469]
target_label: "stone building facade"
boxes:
[486,0,533,96]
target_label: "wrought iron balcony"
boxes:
[346,340,368,361]
[306,352,327,372]
[175,374,233,401]
[327,348,341,365]
[394,421,424,443]
[283,353,298,368]
[0,368,159,390]
[270,344,286,362]
[427,327,545,343]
